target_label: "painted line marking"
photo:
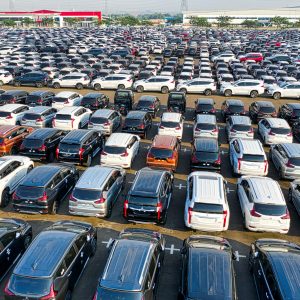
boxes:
[102,238,113,248]
[235,250,247,262]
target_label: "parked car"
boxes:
[13,163,79,214]
[0,70,13,86]
[194,98,216,115]
[0,104,29,126]
[4,221,97,300]
[158,112,183,141]
[91,74,133,90]
[93,228,165,300]
[52,72,90,89]
[267,82,300,99]
[278,103,300,125]
[221,99,246,121]
[52,91,82,110]
[249,100,277,123]
[13,71,49,88]
[25,90,55,106]
[193,114,218,139]
[178,235,237,300]
[0,90,28,106]
[135,95,160,117]
[21,106,57,128]
[177,78,216,96]
[133,75,175,94]
[226,116,254,140]
[57,129,103,166]
[240,52,263,63]
[80,92,109,111]
[237,176,289,233]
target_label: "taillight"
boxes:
[94,197,106,204]
[4,280,14,296]
[40,284,57,300]
[159,125,164,129]
[36,117,43,123]
[210,108,216,113]
[93,291,98,300]
[79,148,84,160]
[212,128,219,133]
[38,191,48,202]
[175,126,181,130]
[19,142,25,150]
[101,150,107,156]
[287,132,293,137]
[191,154,198,163]
[121,150,129,157]
[55,147,59,159]
[149,104,154,109]
[71,118,75,128]
[52,118,56,127]
[64,100,70,104]
[269,131,275,136]
[147,152,154,159]
[250,208,261,217]
[103,121,110,126]
[123,199,129,217]
[238,158,242,170]
[38,144,47,151]
[157,201,162,220]
[6,114,13,119]
[230,128,236,133]
[37,98,43,103]
[12,192,20,201]
[195,127,201,132]
[264,160,268,173]
[223,210,228,228]
[69,193,77,202]
[139,124,145,129]
[281,209,290,220]
[188,207,193,224]
[286,160,295,168]
[248,127,254,134]
[9,98,16,103]
[215,155,221,165]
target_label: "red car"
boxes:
[239,52,263,63]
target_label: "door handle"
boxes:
[257,270,262,277]
[266,292,270,299]
[67,271,72,277]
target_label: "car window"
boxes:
[75,235,86,251]
[52,173,63,187]
[10,161,21,172]
[188,177,193,201]
[0,232,15,249]
[104,177,115,191]
[233,140,240,153]
[64,245,77,270]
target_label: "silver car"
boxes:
[21,106,57,128]
[69,166,125,218]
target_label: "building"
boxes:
[183,8,300,25]
[0,10,102,27]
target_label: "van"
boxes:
[158,112,183,140]
[193,114,218,139]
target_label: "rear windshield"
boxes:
[195,151,218,161]
[292,110,300,117]
[23,138,43,148]
[23,113,40,120]
[271,128,291,135]
[81,97,97,104]
[55,114,71,120]
[264,79,276,84]
[73,188,101,201]
[53,97,67,103]
[229,105,244,113]
[0,112,10,117]
[27,95,41,102]
[197,104,213,110]
[193,203,224,214]
[289,157,300,166]
[149,148,173,158]
[232,124,251,132]
[242,154,265,162]
[59,143,80,152]
[169,94,184,101]
[254,203,287,216]
[259,106,275,113]
[196,123,216,131]
[9,275,51,297]
[90,117,107,124]
[104,145,126,154]
[179,75,191,80]
[116,92,130,98]
[0,95,13,101]
[161,121,179,128]
[129,195,157,206]
[125,118,142,126]
[138,100,152,107]
[16,186,44,198]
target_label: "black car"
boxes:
[4,221,97,300]
[135,95,160,117]
[13,72,49,88]
[124,167,173,224]
[20,128,66,162]
[114,89,135,114]
[0,218,32,281]
[194,98,216,115]
[278,103,300,125]
[167,92,186,114]
[191,138,221,171]
[221,99,246,121]
[57,129,104,166]
[163,48,173,57]
[12,163,79,214]
[122,110,152,138]
[178,235,237,300]
[80,92,109,111]
[249,101,277,123]
[94,228,165,300]
[249,239,300,300]
[25,91,55,106]
[0,90,28,105]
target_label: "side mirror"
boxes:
[180,247,187,255]
[16,232,21,239]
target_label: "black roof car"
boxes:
[195,98,216,114]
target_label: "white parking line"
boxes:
[165,245,180,254]
[227,188,235,193]
[175,184,186,190]
[181,147,191,152]
[102,238,113,249]
[235,250,247,262]
[221,150,228,155]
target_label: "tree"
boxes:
[41,17,54,27]
[216,16,233,27]
[1,19,16,27]
[118,16,140,26]
[190,17,210,27]
[241,19,260,28]
[64,17,80,27]
[294,19,300,28]
[271,16,290,28]
[22,17,34,27]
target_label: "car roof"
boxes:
[14,230,77,278]
[0,125,19,136]
[196,98,214,104]
[196,114,216,123]
[83,92,104,98]
[238,139,265,155]
[26,128,60,140]
[56,106,80,114]
[2,90,26,95]
[29,91,51,96]
[256,101,275,107]
[92,109,114,118]
[265,118,290,128]
[106,133,134,147]
[62,129,91,143]
[287,103,300,109]
[101,239,154,291]
[281,143,300,157]
[226,99,244,106]
[26,106,52,114]
[0,104,27,111]
[161,112,181,122]
[194,138,218,152]
[55,91,78,98]
[230,115,251,125]
[152,135,177,149]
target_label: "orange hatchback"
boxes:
[0,125,33,156]
[147,135,180,171]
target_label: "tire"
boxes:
[136,85,144,93]
[36,82,43,88]
[14,81,21,87]
[250,90,258,98]
[90,237,97,257]
[1,188,10,208]
[76,83,83,90]
[27,165,33,173]
[65,290,72,300]
[161,86,169,94]
[85,154,92,167]
[49,201,58,215]
[179,88,187,94]
[106,202,113,219]
[23,235,32,250]
[48,152,55,163]
[204,89,212,96]
[224,89,232,97]
[118,84,125,89]
[94,83,101,91]
[273,92,281,100]
[53,82,60,89]
[10,146,18,155]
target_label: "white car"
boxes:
[0,156,34,207]
[220,79,265,98]
[193,114,218,139]
[177,78,216,96]
[212,53,236,63]
[100,133,140,169]
[226,116,254,140]
[0,104,29,126]
[184,171,230,231]
[258,118,293,145]
[52,92,82,110]
[91,74,133,91]
[133,76,175,94]
[52,72,90,90]
[52,106,91,130]
[237,176,290,234]
[158,112,183,140]
[267,82,300,100]
[0,70,13,86]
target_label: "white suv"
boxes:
[91,74,133,91]
[193,114,218,139]
[220,79,265,98]
[52,92,82,110]
[158,112,183,140]
[184,171,230,231]
[52,106,91,130]
[0,104,29,126]
[267,82,300,100]
[226,116,254,140]
[133,76,175,94]
[0,70,13,86]
[52,72,90,89]
[176,78,216,96]
[237,176,290,234]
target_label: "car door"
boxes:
[292,183,300,214]
[61,75,73,87]
[60,168,74,195]
[259,119,267,138]
[8,160,25,190]
[63,244,80,291]
[111,112,121,131]
[145,78,157,91]
[234,82,247,95]
[103,176,116,208]
[238,180,250,215]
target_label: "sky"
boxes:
[3,0,300,14]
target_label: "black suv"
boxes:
[20,128,66,162]
[221,99,246,121]
[124,167,173,224]
[25,91,55,106]
[94,228,165,300]
[0,218,32,282]
[135,95,160,117]
[194,98,216,115]
[4,221,97,300]
[13,71,49,88]
[0,90,28,105]
[81,92,109,111]
[249,239,300,300]
[179,235,237,300]
[278,103,300,125]
[122,111,152,138]
[57,129,104,166]
[13,163,79,214]
[249,101,277,123]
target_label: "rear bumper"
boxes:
[147,161,176,171]
[246,221,289,234]
[69,207,106,217]
[13,203,49,214]
[185,221,226,232]
[19,151,47,160]
[191,164,221,171]
[122,129,145,136]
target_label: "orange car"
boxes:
[146,135,180,171]
[0,125,34,156]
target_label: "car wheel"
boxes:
[106,202,113,219]
[23,235,32,250]
[27,165,33,173]
[179,88,187,94]
[90,237,97,257]
[204,89,212,96]
[273,92,281,100]
[36,82,43,88]
[76,83,83,90]
[250,90,258,98]
[50,201,58,215]
[53,82,60,89]
[118,84,125,89]
[94,83,101,90]
[14,81,21,87]
[1,188,10,207]
[10,146,18,155]
[136,85,144,93]
[86,154,92,167]
[0,80,4,86]
[48,152,55,163]
[224,89,232,97]
[161,86,169,94]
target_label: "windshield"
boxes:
[59,143,80,152]
[128,195,157,206]
[16,186,44,198]
[149,148,173,158]
[23,138,43,149]
[104,146,126,154]
[271,128,291,135]
[242,154,265,162]
[232,124,251,132]
[73,188,101,201]
[254,204,287,216]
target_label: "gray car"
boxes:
[289,179,300,216]
[69,166,125,218]
[20,106,57,128]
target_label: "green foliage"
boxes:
[190,17,210,27]
[22,17,34,26]
[271,16,290,28]
[64,17,80,26]
[217,16,233,27]
[41,17,54,26]
[118,16,140,26]
[1,19,16,27]
[241,19,260,28]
